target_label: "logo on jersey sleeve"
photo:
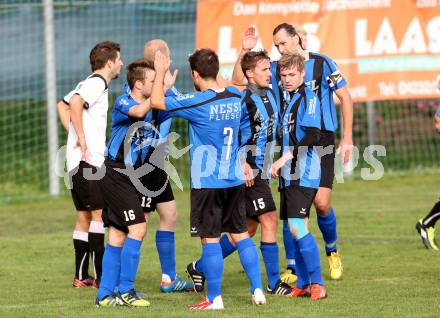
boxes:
[119,98,129,106]
[327,70,343,88]
[176,93,195,101]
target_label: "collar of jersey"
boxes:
[246,83,267,97]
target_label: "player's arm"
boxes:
[56,100,70,131]
[151,51,173,111]
[326,58,353,164]
[335,86,353,164]
[69,94,88,160]
[239,98,256,187]
[127,98,152,119]
[231,27,258,86]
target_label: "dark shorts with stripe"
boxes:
[70,161,104,212]
[137,168,174,213]
[100,160,145,233]
[280,185,317,220]
[190,184,247,238]
[245,174,277,221]
[319,131,335,189]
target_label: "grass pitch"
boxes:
[0,173,439,318]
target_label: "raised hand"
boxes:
[154,50,171,74]
[164,69,179,92]
[242,26,258,51]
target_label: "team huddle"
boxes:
[56,23,353,309]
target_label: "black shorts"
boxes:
[319,131,335,189]
[100,160,145,233]
[138,168,174,213]
[279,185,317,220]
[70,161,104,211]
[190,184,247,238]
[245,174,276,221]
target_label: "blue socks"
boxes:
[202,243,223,302]
[220,234,237,258]
[292,239,309,289]
[317,208,338,255]
[260,242,280,290]
[156,230,176,281]
[195,234,237,274]
[297,233,323,286]
[237,238,263,293]
[119,237,143,294]
[98,244,122,300]
[283,220,296,271]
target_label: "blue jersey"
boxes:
[270,52,346,133]
[279,84,322,189]
[123,82,174,148]
[239,87,279,179]
[106,93,156,166]
[164,86,244,189]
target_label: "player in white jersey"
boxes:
[56,41,122,289]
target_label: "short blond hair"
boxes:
[278,53,305,73]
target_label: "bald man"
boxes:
[143,39,170,64]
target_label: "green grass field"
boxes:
[1,173,439,318]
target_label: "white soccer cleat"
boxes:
[252,288,267,305]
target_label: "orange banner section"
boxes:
[196,0,440,102]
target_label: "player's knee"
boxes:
[160,210,177,228]
[230,231,249,242]
[75,212,91,231]
[287,218,309,240]
[90,209,103,222]
[314,198,331,215]
[127,222,147,240]
[158,202,177,228]
[108,227,126,247]
[259,212,278,233]
[246,219,258,237]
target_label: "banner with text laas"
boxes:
[196,0,440,102]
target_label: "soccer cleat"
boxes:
[327,251,343,280]
[416,219,439,250]
[280,268,297,286]
[92,279,99,289]
[310,284,327,301]
[119,289,151,307]
[267,280,292,296]
[288,286,311,298]
[188,296,224,310]
[95,295,122,307]
[252,288,267,305]
[72,277,94,288]
[160,274,194,293]
[186,261,205,293]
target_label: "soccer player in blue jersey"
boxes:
[232,24,353,281]
[151,49,266,309]
[188,50,291,296]
[120,40,193,293]
[270,53,326,300]
[96,60,162,307]
[416,107,440,249]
